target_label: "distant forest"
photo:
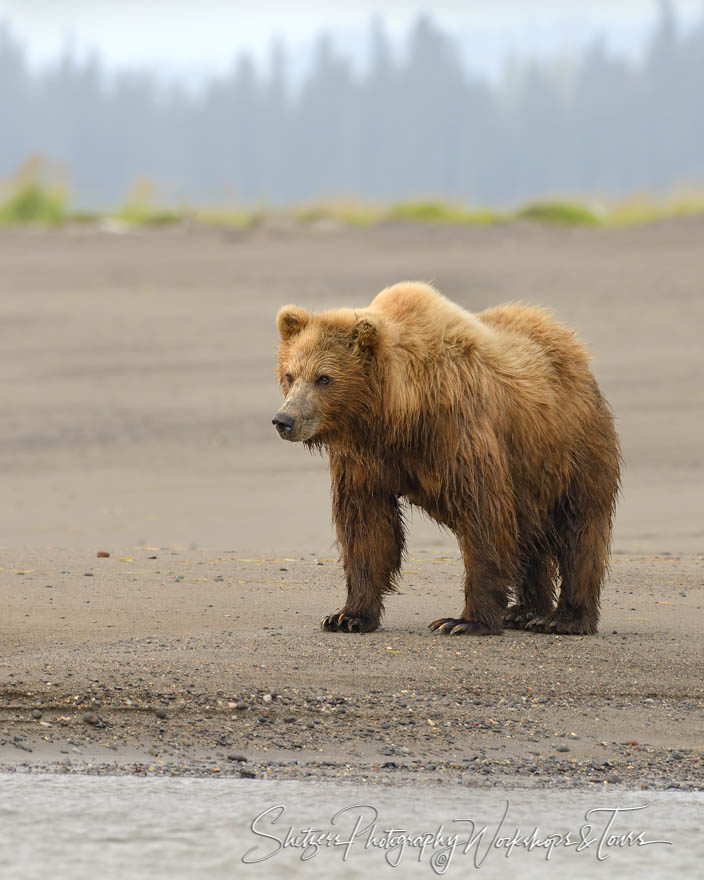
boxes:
[1,3,703,208]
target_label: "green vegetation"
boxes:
[0,158,67,224]
[195,208,262,229]
[2,162,704,230]
[114,178,181,225]
[292,200,378,226]
[515,200,601,226]
[115,205,182,225]
[387,200,498,224]
[607,193,704,226]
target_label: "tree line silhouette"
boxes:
[1,2,703,208]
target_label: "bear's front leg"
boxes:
[321,471,405,634]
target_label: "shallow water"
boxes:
[0,774,701,878]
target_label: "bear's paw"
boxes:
[428,617,500,636]
[503,604,540,630]
[525,611,597,635]
[321,610,380,634]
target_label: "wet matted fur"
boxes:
[273,282,621,636]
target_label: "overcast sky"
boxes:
[1,0,702,83]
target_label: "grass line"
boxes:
[3,165,704,230]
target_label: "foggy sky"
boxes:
[2,0,702,83]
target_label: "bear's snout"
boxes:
[272,411,296,438]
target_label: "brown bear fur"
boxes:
[273,282,620,636]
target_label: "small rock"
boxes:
[262,694,272,703]
[556,744,570,753]
[82,713,100,725]
[235,701,247,711]
[84,572,94,577]
[606,773,622,784]
[314,559,323,566]
[97,551,110,558]
[227,754,247,763]
[155,708,167,720]
[31,709,42,720]
[239,768,256,779]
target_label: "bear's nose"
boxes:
[272,412,295,435]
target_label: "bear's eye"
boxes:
[315,375,331,386]
[284,372,293,384]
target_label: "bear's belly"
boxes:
[402,488,450,525]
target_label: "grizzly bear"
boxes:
[272,282,620,636]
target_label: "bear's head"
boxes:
[273,304,381,445]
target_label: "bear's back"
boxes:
[369,281,492,355]
[367,283,595,419]
[478,302,591,382]
[368,282,586,370]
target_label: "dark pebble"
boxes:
[227,754,247,763]
[556,745,570,753]
[239,768,256,779]
[31,709,42,720]
[155,709,167,720]
[606,773,622,784]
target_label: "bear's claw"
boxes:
[320,611,378,633]
[525,612,596,635]
[428,617,497,636]
[503,604,538,629]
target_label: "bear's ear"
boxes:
[351,316,379,357]
[277,305,309,341]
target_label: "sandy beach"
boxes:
[1,220,702,787]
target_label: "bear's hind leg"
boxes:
[527,496,612,635]
[504,552,556,629]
